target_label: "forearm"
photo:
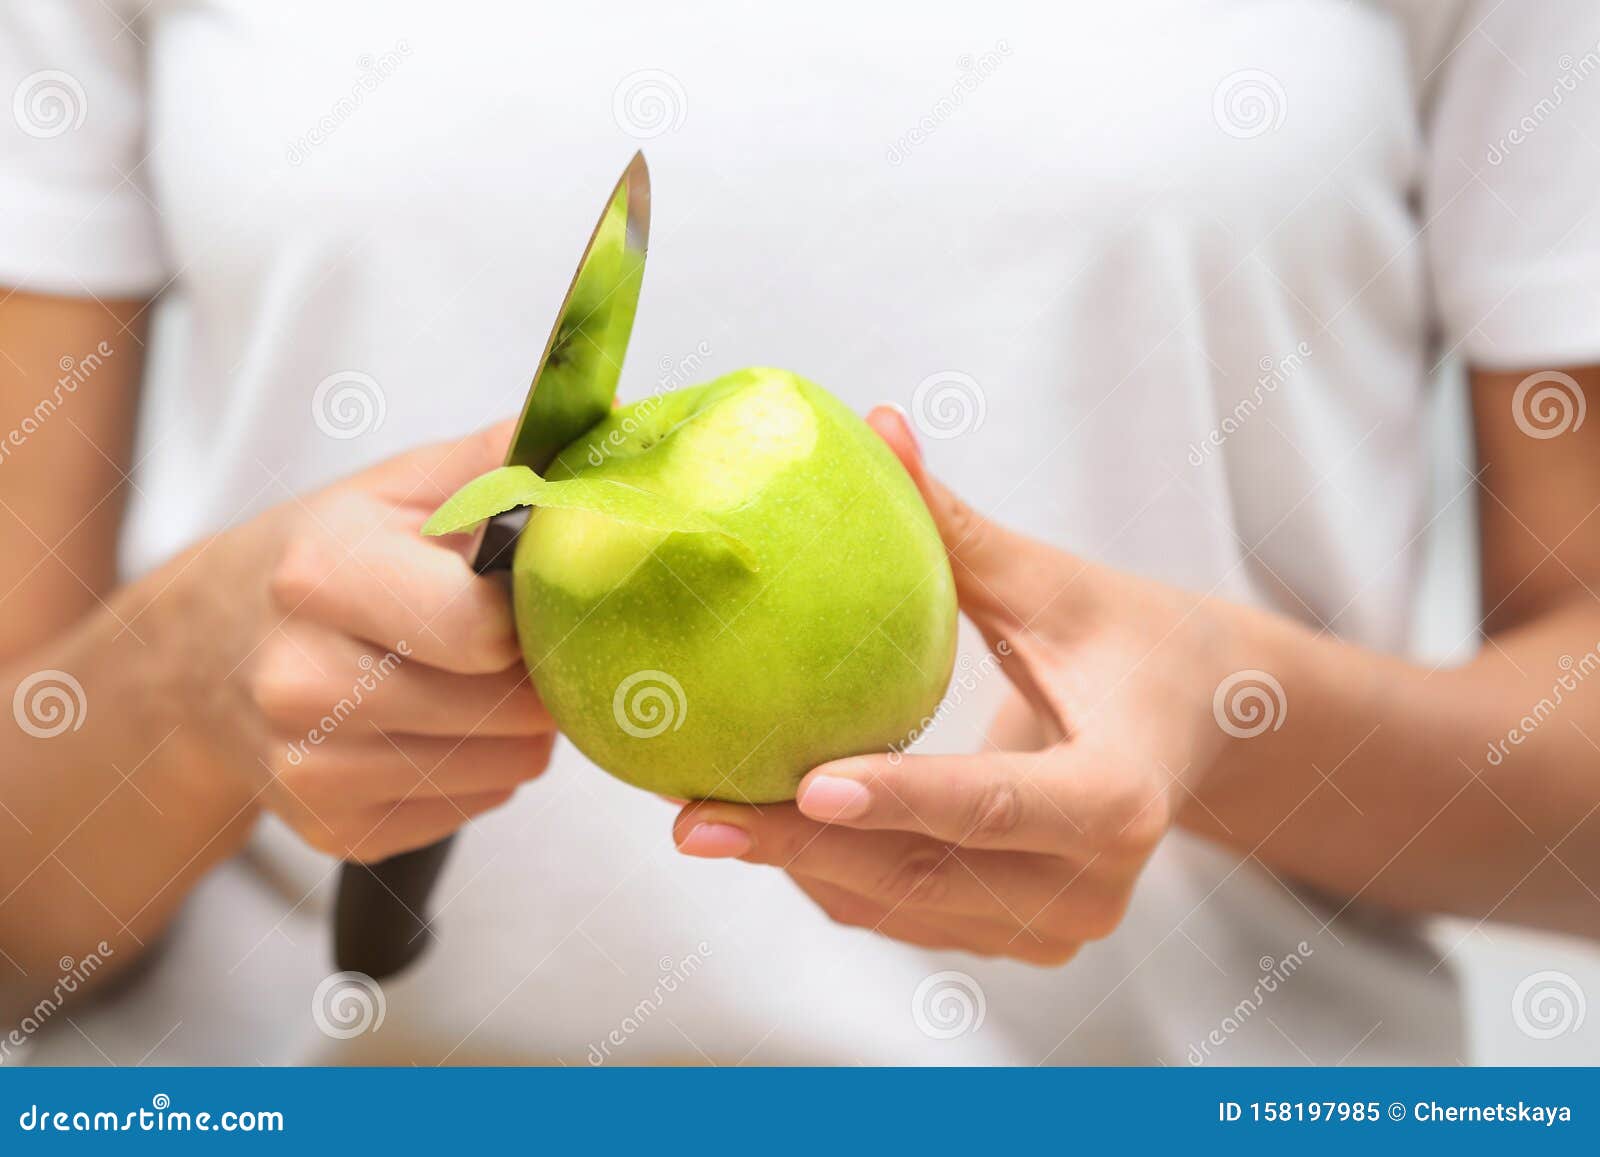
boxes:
[1186,596,1600,937]
[0,560,259,1017]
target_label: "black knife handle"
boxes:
[332,836,455,977]
[331,517,523,978]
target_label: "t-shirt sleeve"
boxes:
[1421,0,1600,370]
[0,2,168,297]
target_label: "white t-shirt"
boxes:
[5,0,1599,1066]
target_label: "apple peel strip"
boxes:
[421,465,760,571]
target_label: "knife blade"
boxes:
[332,152,651,980]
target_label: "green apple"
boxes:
[425,367,957,802]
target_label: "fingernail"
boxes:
[886,403,922,458]
[676,822,751,858]
[798,775,872,822]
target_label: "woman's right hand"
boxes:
[147,420,556,862]
[1,294,555,1001]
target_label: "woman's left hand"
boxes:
[672,406,1250,965]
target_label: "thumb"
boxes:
[867,405,1085,735]
[867,405,1078,629]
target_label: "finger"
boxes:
[867,405,1084,726]
[784,824,1132,944]
[790,875,1010,952]
[358,420,517,509]
[866,405,1086,629]
[253,626,552,737]
[800,748,1168,861]
[675,800,1071,921]
[794,750,1111,854]
[273,734,554,808]
[269,526,520,674]
[865,404,921,473]
[362,663,551,737]
[792,875,1079,966]
[344,787,521,863]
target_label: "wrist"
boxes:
[1171,593,1298,809]
[95,552,262,844]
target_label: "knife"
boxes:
[332,152,652,979]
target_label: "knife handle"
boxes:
[332,836,455,977]
[331,518,523,978]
